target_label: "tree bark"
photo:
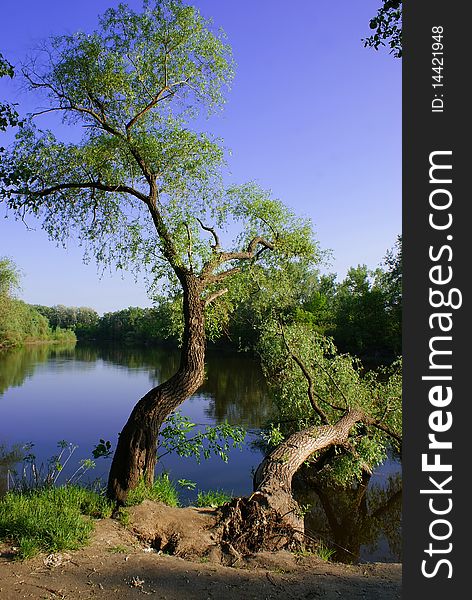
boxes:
[107,274,206,504]
[219,410,369,555]
[252,409,367,531]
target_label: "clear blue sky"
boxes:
[0,0,401,314]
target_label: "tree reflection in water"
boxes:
[294,465,402,563]
[0,343,76,396]
[1,343,401,563]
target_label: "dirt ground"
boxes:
[0,501,401,600]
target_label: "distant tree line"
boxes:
[32,237,401,365]
[228,236,402,365]
[0,258,76,349]
[33,302,178,346]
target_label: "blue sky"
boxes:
[0,0,401,314]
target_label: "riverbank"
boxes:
[0,513,401,599]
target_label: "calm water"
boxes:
[0,343,401,563]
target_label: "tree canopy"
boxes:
[258,322,402,485]
[1,0,315,293]
[0,54,22,139]
[363,0,402,58]
[0,0,318,502]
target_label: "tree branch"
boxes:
[126,85,170,131]
[23,70,126,140]
[196,218,220,251]
[371,421,402,445]
[125,79,190,131]
[279,325,329,424]
[21,181,149,204]
[204,288,229,307]
[219,236,275,262]
[185,222,193,273]
[204,266,241,285]
[200,236,275,282]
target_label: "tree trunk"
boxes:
[219,409,368,555]
[107,274,205,504]
[253,409,367,530]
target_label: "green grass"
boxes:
[316,541,336,562]
[0,485,113,560]
[124,473,180,507]
[293,541,335,562]
[196,489,232,508]
[116,508,130,527]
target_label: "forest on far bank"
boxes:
[0,257,76,349]
[13,236,401,367]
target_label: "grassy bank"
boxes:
[0,485,113,559]
[0,298,76,350]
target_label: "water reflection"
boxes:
[0,343,271,498]
[294,466,402,563]
[0,343,401,563]
[0,344,76,396]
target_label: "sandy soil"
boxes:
[0,502,401,599]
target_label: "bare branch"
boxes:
[279,325,329,424]
[18,181,149,204]
[30,107,65,118]
[185,222,193,273]
[196,218,220,250]
[204,288,228,307]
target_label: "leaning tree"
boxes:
[0,1,316,503]
[218,322,402,553]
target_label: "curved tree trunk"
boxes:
[107,274,206,504]
[219,410,368,555]
[253,409,367,529]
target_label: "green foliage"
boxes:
[116,507,131,527]
[177,478,196,490]
[96,304,180,343]
[331,239,402,362]
[196,489,232,508]
[7,440,99,491]
[0,298,75,349]
[1,1,316,310]
[0,485,112,559]
[332,265,390,361]
[0,258,76,348]
[0,54,22,136]
[0,0,231,275]
[92,439,113,460]
[124,473,180,507]
[363,0,402,58]
[159,411,246,463]
[258,321,402,485]
[33,304,99,332]
[0,256,21,296]
[316,540,336,562]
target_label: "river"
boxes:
[0,342,401,563]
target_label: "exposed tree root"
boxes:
[218,494,310,556]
